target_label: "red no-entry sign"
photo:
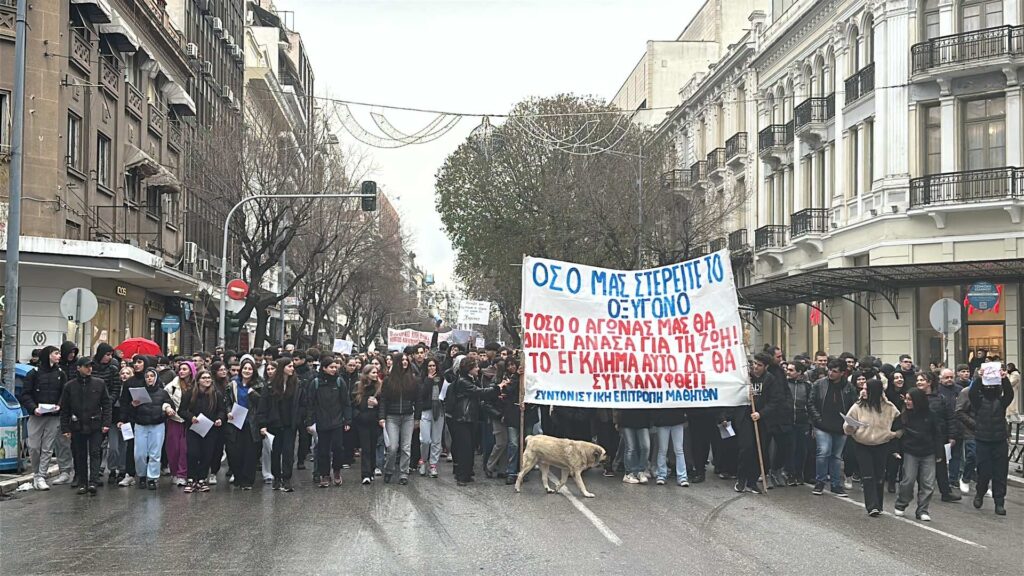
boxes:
[227,279,249,301]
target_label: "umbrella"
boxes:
[115,337,162,358]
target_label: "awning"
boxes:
[98,11,141,53]
[739,258,1024,314]
[145,166,182,194]
[71,0,112,24]
[163,82,197,117]
[124,144,161,177]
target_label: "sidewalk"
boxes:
[0,465,59,495]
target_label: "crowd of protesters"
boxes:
[17,336,1020,519]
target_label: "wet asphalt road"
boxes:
[1,465,1021,576]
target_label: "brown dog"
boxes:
[514,434,607,498]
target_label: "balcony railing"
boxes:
[728,228,748,251]
[709,237,727,252]
[725,132,747,160]
[758,123,794,152]
[707,148,726,173]
[844,63,875,105]
[909,167,1024,207]
[126,84,144,119]
[790,208,830,237]
[690,160,708,184]
[754,224,788,251]
[912,25,1024,73]
[148,103,164,135]
[660,169,691,190]
[100,56,120,96]
[168,121,183,150]
[794,94,835,128]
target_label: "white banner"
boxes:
[457,299,491,325]
[521,251,748,408]
[386,328,454,351]
[332,339,354,354]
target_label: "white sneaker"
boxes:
[118,475,135,487]
[894,508,905,517]
[960,480,970,494]
[843,477,853,490]
[207,474,218,485]
[638,472,650,485]
[175,477,186,487]
[986,488,992,497]
[918,513,931,522]
[170,476,180,485]
[655,477,666,485]
[50,472,71,486]
[228,475,235,483]
[622,473,639,484]
[33,477,50,491]
[374,468,383,477]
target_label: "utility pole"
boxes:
[3,0,29,391]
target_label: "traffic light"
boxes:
[361,180,377,212]
[225,311,244,338]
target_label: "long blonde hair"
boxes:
[355,364,381,406]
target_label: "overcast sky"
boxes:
[275,0,702,289]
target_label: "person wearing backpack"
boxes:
[306,355,352,487]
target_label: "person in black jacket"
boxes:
[340,356,361,469]
[114,356,155,487]
[353,364,383,484]
[306,355,352,487]
[20,345,74,490]
[59,358,112,495]
[379,352,419,485]
[958,372,1014,515]
[226,356,263,490]
[808,358,858,496]
[257,357,305,492]
[57,340,79,380]
[293,353,316,471]
[123,367,171,489]
[738,352,790,493]
[449,356,504,486]
[179,369,227,493]
[784,361,812,486]
[894,387,942,521]
[91,343,122,483]
[914,371,960,502]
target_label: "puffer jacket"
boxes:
[59,375,112,434]
[925,391,956,442]
[450,375,500,424]
[123,381,171,426]
[958,378,1014,442]
[843,398,901,446]
[20,346,66,416]
[91,343,122,401]
[379,373,417,418]
[305,370,352,432]
[787,377,812,427]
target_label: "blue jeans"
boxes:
[655,424,687,482]
[814,428,846,489]
[506,427,527,476]
[384,414,414,477]
[948,440,963,484]
[621,427,651,475]
[961,439,977,482]
[419,410,445,467]
[133,423,165,480]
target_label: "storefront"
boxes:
[91,279,146,349]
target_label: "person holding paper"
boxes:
[843,379,902,516]
[179,369,226,493]
[59,358,112,495]
[306,355,352,488]
[958,366,1014,516]
[114,355,153,487]
[808,358,858,496]
[164,361,195,487]
[894,388,943,521]
[207,362,232,485]
[20,345,74,491]
[124,368,171,490]
[226,356,263,490]
[353,364,383,484]
[257,358,306,493]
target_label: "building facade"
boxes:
[648,0,1024,369]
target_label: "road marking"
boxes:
[830,493,986,549]
[1006,474,1023,485]
[558,487,622,546]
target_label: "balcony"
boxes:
[909,167,1024,227]
[168,120,183,151]
[709,237,727,253]
[660,169,691,192]
[912,25,1024,78]
[728,228,749,252]
[126,84,144,119]
[794,94,834,149]
[707,148,727,181]
[790,208,829,252]
[758,122,793,170]
[690,160,708,188]
[148,103,164,136]
[754,225,788,264]
[70,29,92,73]
[725,132,748,170]
[844,62,875,106]
[99,56,120,97]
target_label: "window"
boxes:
[65,220,81,240]
[146,184,161,218]
[96,134,112,190]
[924,104,941,175]
[66,112,83,170]
[0,91,9,152]
[962,0,1003,32]
[125,172,141,204]
[864,120,874,190]
[963,96,1005,170]
[923,0,940,39]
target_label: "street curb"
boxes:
[0,465,59,495]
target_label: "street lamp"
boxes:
[470,116,502,159]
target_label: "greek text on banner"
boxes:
[521,251,748,408]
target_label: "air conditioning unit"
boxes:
[185,43,199,59]
[200,60,213,76]
[223,34,234,46]
[211,17,223,34]
[221,85,232,100]
[232,45,243,62]
[231,98,241,112]
[198,258,209,273]
[183,241,198,264]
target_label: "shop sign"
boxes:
[161,314,181,334]
[966,282,999,311]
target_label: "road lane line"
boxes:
[831,493,987,549]
[558,487,623,546]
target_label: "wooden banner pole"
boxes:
[749,383,769,495]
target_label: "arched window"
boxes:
[962,0,1003,32]
[848,25,861,74]
[922,0,940,39]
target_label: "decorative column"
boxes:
[940,91,957,173]
[833,28,849,221]
[857,121,868,219]
[1006,77,1022,168]
[810,149,820,209]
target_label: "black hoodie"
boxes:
[20,345,66,416]
[899,388,943,458]
[58,341,79,377]
[119,355,156,423]
[92,343,122,402]
[123,368,171,426]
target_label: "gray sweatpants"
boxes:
[27,415,73,479]
[896,453,935,517]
